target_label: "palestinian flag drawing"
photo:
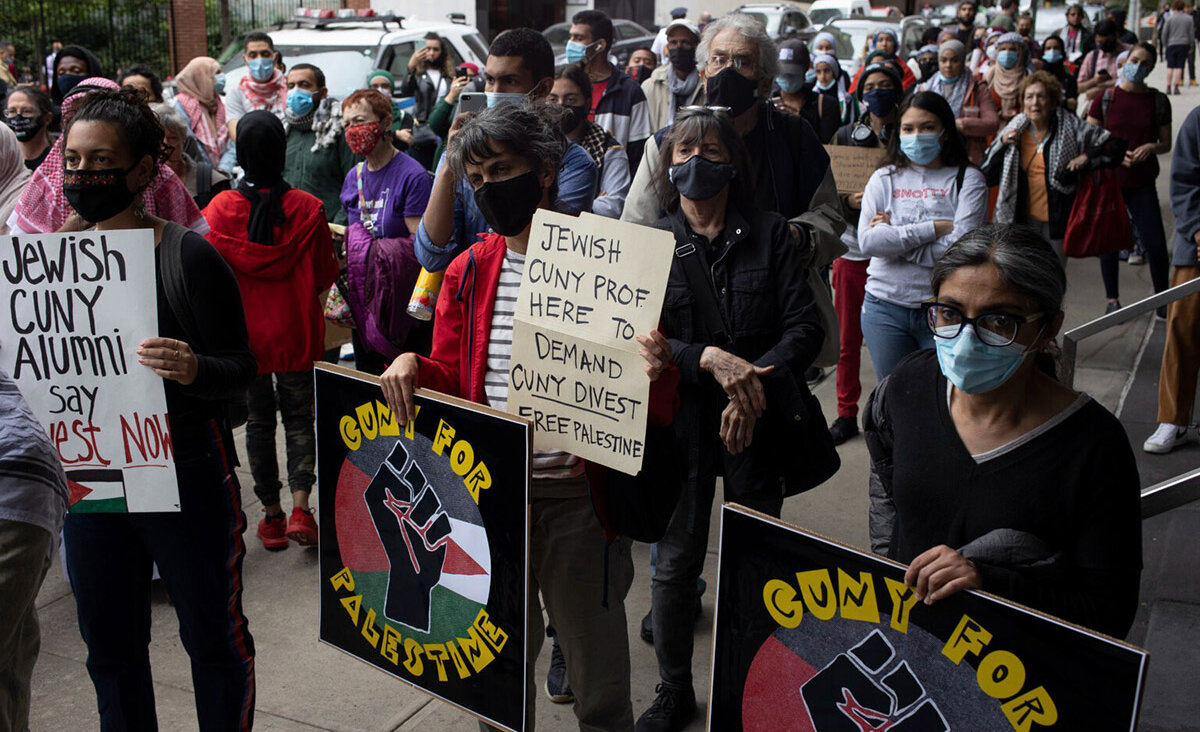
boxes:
[66,468,128,513]
[333,428,492,644]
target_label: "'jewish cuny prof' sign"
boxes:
[0,229,178,512]
[507,211,673,474]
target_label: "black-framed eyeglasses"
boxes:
[923,302,1044,347]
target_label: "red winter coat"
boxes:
[203,188,338,374]
[418,233,679,426]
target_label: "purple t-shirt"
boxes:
[340,151,433,239]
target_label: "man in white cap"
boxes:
[642,18,705,130]
[653,7,690,63]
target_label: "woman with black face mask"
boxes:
[551,63,631,218]
[56,87,258,732]
[380,101,675,732]
[2,85,54,171]
[638,106,829,728]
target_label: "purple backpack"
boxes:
[344,221,422,361]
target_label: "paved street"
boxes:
[29,63,1195,730]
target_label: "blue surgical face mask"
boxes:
[934,324,1034,394]
[248,57,275,82]
[565,39,597,64]
[1122,61,1150,84]
[286,88,314,116]
[776,74,806,94]
[213,72,227,95]
[816,77,836,91]
[997,49,1020,69]
[486,91,527,108]
[1042,48,1064,64]
[805,68,817,84]
[900,132,942,165]
[938,71,961,84]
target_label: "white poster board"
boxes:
[0,229,179,512]
[507,211,674,474]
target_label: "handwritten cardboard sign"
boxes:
[710,505,1149,731]
[0,229,178,512]
[316,364,531,731]
[507,211,673,474]
[825,144,884,194]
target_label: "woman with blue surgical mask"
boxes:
[985,32,1030,126]
[813,52,857,126]
[1038,35,1080,112]
[857,91,987,379]
[919,39,998,164]
[863,224,1142,640]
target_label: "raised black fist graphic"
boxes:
[365,442,452,632]
[801,629,949,732]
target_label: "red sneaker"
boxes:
[257,511,288,551]
[286,507,318,546]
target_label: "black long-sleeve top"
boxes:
[863,351,1142,639]
[155,227,256,458]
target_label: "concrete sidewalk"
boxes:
[29,73,1183,732]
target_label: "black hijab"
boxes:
[51,46,105,104]
[235,110,291,246]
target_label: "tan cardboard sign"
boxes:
[825,144,884,194]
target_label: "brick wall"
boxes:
[342,0,372,9]
[169,0,209,74]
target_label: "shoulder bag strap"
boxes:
[158,222,203,350]
[673,239,731,348]
[354,162,378,238]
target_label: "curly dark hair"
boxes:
[63,88,167,179]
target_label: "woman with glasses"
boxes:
[858,91,987,380]
[863,224,1142,638]
[2,85,54,171]
[640,104,826,728]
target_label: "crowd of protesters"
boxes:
[2,3,1199,730]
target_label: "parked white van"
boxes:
[808,0,872,26]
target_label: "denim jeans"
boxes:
[860,292,935,381]
[64,421,255,731]
[245,370,317,507]
[1100,185,1170,300]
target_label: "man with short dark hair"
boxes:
[227,32,285,136]
[414,28,598,272]
[992,0,1018,30]
[1077,19,1131,103]
[570,9,653,170]
[945,1,980,47]
[282,63,358,224]
[1108,6,1141,44]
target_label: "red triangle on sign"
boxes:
[67,479,93,507]
[442,537,487,576]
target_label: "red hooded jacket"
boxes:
[203,189,338,374]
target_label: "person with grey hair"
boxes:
[863,224,1142,639]
[623,12,846,382]
[150,102,230,209]
[379,101,677,732]
[638,106,831,731]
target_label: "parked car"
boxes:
[826,16,930,69]
[543,18,655,67]
[809,0,872,25]
[868,6,905,20]
[218,11,488,105]
[734,2,820,43]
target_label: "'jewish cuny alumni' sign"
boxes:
[507,210,673,474]
[0,229,178,513]
[316,365,531,731]
[710,505,1149,732]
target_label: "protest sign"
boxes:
[0,229,178,513]
[710,504,1149,732]
[315,364,531,732]
[507,210,673,474]
[824,145,884,194]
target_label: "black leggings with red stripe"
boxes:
[64,421,256,731]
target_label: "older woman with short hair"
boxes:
[150,102,231,209]
[982,70,1124,261]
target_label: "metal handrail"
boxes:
[1060,275,1200,388]
[1059,275,1200,519]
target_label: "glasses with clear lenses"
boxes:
[706,53,757,71]
[924,303,1044,347]
[676,105,732,119]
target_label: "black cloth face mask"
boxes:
[63,164,139,223]
[669,154,735,201]
[3,114,44,142]
[474,169,544,237]
[629,65,653,84]
[561,105,590,134]
[705,66,759,116]
[56,73,89,98]
[669,46,698,75]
